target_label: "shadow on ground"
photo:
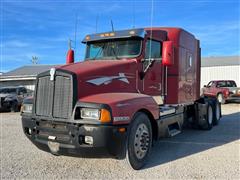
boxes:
[144,107,240,169]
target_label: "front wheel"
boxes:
[125,112,152,170]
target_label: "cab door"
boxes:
[141,39,163,96]
[203,81,216,96]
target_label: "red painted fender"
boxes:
[80,93,159,125]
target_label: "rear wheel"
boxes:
[217,93,225,104]
[125,112,152,170]
[201,103,213,130]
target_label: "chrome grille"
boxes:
[35,73,73,119]
[53,76,72,118]
[36,76,53,117]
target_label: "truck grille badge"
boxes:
[50,68,56,81]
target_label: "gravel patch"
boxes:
[1,104,240,179]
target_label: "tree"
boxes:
[31,56,38,64]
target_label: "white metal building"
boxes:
[0,65,59,91]
[1,56,239,92]
[201,56,240,88]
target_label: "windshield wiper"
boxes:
[92,43,106,60]
[110,45,120,60]
[107,40,120,60]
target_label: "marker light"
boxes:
[86,36,90,40]
[110,32,115,36]
[100,109,111,123]
[99,33,115,38]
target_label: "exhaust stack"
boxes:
[66,40,74,64]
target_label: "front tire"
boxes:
[125,112,152,170]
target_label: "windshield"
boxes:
[0,88,17,94]
[85,38,142,60]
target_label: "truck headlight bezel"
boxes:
[74,102,112,123]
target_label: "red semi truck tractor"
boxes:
[21,27,221,169]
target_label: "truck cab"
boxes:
[21,27,220,170]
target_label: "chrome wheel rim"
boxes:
[134,123,150,159]
[218,94,223,103]
[208,106,213,124]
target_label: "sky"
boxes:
[0,0,239,72]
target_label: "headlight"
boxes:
[22,104,33,113]
[79,108,111,123]
[80,108,100,120]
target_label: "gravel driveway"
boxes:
[1,104,240,179]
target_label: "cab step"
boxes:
[168,129,181,137]
[167,122,181,137]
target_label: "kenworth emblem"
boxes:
[50,68,56,81]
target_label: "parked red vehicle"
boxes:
[21,27,221,170]
[202,80,240,104]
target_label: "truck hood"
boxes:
[58,59,137,75]
[56,59,139,99]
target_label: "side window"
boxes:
[18,87,27,94]
[21,88,27,93]
[145,39,162,60]
[207,81,214,87]
[216,81,226,87]
[226,81,232,87]
[229,81,237,87]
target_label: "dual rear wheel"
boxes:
[202,100,221,130]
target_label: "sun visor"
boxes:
[82,28,145,43]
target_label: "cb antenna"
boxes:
[111,19,114,32]
[74,13,78,51]
[68,39,72,49]
[96,14,99,33]
[132,0,136,28]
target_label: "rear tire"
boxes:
[217,93,225,104]
[125,112,152,170]
[213,100,221,125]
[201,103,213,130]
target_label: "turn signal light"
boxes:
[100,109,111,123]
[118,127,126,133]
